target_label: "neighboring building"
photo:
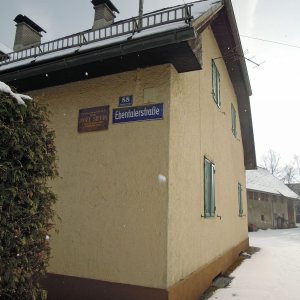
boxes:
[288,183,300,223]
[247,167,299,231]
[0,1,256,299]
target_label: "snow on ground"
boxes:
[209,226,300,300]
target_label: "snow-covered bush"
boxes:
[0,83,58,299]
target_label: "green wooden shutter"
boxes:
[212,60,221,106]
[217,70,220,106]
[212,60,216,102]
[211,164,216,216]
[204,158,216,217]
[231,104,237,137]
[238,183,243,216]
[234,106,236,136]
[231,104,234,134]
[204,158,211,217]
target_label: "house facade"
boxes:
[288,183,300,223]
[0,1,256,299]
[247,168,299,230]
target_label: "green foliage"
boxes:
[0,91,58,299]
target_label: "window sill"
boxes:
[201,215,222,220]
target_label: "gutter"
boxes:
[0,26,196,82]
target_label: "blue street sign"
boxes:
[112,103,164,124]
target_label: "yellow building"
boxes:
[0,0,256,299]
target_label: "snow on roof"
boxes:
[143,0,221,18]
[288,183,300,196]
[0,0,222,71]
[246,167,300,199]
[192,0,222,18]
[0,42,12,54]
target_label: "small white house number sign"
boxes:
[119,95,133,107]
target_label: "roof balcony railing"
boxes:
[0,4,193,66]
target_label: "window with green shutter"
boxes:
[204,158,216,217]
[238,183,243,216]
[231,104,237,137]
[212,60,220,107]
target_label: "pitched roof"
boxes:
[246,167,300,199]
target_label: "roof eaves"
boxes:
[223,0,251,96]
[0,26,199,91]
[278,192,300,201]
[201,1,256,169]
[192,1,224,32]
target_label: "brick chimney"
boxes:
[13,15,46,51]
[91,0,119,30]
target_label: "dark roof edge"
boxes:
[246,188,280,195]
[201,1,256,169]
[223,0,252,96]
[246,188,300,200]
[0,27,199,91]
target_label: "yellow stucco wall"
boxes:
[167,27,248,287]
[28,25,249,291]
[29,65,172,289]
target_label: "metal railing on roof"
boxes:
[0,4,193,66]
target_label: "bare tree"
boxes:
[294,155,300,175]
[281,164,297,184]
[262,149,281,176]
[261,150,300,183]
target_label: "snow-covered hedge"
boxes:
[0,82,58,299]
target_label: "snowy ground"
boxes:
[209,226,300,300]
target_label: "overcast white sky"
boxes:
[0,0,299,166]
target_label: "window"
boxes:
[212,60,220,106]
[231,104,237,137]
[204,158,215,217]
[238,183,243,216]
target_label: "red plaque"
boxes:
[78,106,109,133]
